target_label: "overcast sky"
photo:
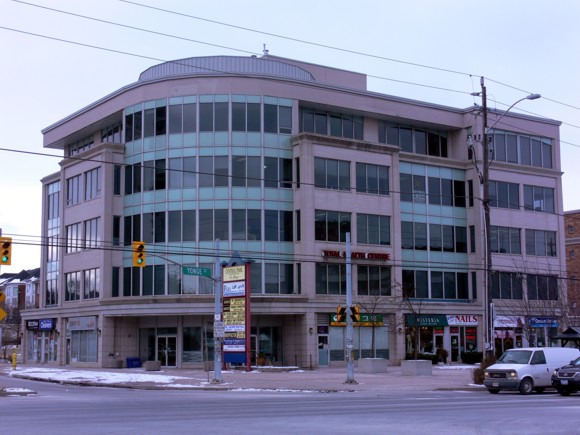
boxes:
[1,0,579,273]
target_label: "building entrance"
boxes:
[157,336,177,367]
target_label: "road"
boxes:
[1,376,579,434]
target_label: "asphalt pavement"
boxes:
[3,363,483,393]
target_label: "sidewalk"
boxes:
[3,363,484,393]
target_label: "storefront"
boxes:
[324,313,389,365]
[25,318,58,364]
[67,316,98,364]
[494,315,525,358]
[405,314,479,362]
[528,317,559,347]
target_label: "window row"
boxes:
[313,158,391,195]
[379,123,448,158]
[300,108,363,140]
[115,262,296,296]
[123,156,292,194]
[400,174,465,207]
[123,209,293,244]
[65,268,100,301]
[65,218,100,253]
[125,99,292,142]
[314,210,391,246]
[66,167,101,206]
[491,272,559,301]
[489,181,555,213]
[402,269,470,300]
[489,131,552,169]
[401,222,467,253]
[315,264,391,296]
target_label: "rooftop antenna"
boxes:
[263,44,269,56]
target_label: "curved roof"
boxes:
[139,55,315,82]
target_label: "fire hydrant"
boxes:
[11,350,17,370]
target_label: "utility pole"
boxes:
[213,240,223,383]
[481,77,494,359]
[345,232,356,384]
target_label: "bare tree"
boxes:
[492,261,569,351]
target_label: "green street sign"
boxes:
[183,266,212,277]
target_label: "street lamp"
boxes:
[478,77,540,358]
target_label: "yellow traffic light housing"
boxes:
[336,305,346,322]
[0,237,12,265]
[350,305,360,323]
[132,241,146,267]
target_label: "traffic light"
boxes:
[132,241,146,267]
[336,305,346,322]
[0,237,12,265]
[350,305,360,323]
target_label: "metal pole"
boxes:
[345,232,355,383]
[213,240,223,383]
[481,77,494,359]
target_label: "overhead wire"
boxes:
[1,0,578,285]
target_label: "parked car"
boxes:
[551,356,580,395]
[483,347,580,394]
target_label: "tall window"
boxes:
[315,210,351,242]
[489,181,519,209]
[66,223,83,253]
[200,101,228,132]
[491,272,523,299]
[265,263,294,294]
[232,101,261,132]
[264,157,292,188]
[45,273,58,306]
[84,268,100,299]
[47,181,60,220]
[316,263,346,295]
[314,157,350,190]
[85,167,101,200]
[199,209,228,241]
[526,229,557,257]
[66,175,82,206]
[65,271,82,301]
[84,217,100,249]
[232,209,262,241]
[527,274,558,301]
[357,266,391,296]
[232,156,261,187]
[199,156,229,187]
[524,185,555,213]
[400,174,426,203]
[357,214,390,245]
[264,103,292,134]
[490,226,521,254]
[265,210,292,242]
[356,163,389,195]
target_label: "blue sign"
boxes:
[529,317,558,328]
[39,318,56,331]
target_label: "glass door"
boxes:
[157,336,177,367]
[318,335,329,366]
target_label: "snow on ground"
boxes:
[6,367,194,385]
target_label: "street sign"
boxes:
[182,266,212,277]
[214,321,225,338]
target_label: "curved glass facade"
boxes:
[122,95,297,296]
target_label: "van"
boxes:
[483,347,580,394]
